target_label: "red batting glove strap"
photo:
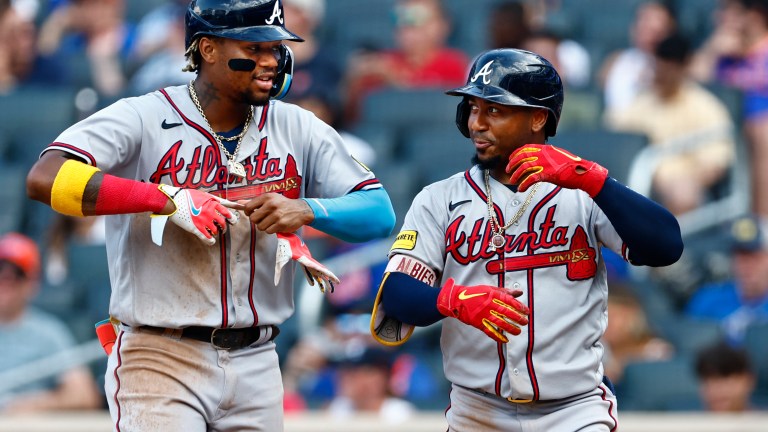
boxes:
[95,174,169,215]
[506,144,608,198]
[436,278,529,344]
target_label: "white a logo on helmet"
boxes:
[265,0,284,25]
[471,60,494,85]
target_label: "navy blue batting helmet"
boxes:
[447,48,564,138]
[185,0,302,99]
[185,0,304,49]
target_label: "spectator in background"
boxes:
[0,0,67,93]
[282,0,343,111]
[43,213,106,286]
[0,232,102,414]
[326,346,416,424]
[690,0,768,218]
[602,282,674,387]
[487,0,531,50]
[695,340,758,412]
[282,272,387,411]
[282,264,442,413]
[129,0,187,63]
[36,0,134,96]
[291,89,377,168]
[127,0,188,95]
[606,32,735,216]
[598,0,678,111]
[522,27,592,90]
[342,0,469,125]
[280,0,378,170]
[0,0,35,92]
[686,214,768,345]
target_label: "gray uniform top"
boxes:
[389,166,625,401]
[46,85,380,329]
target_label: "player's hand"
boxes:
[506,144,608,198]
[436,278,529,344]
[240,193,314,234]
[152,185,239,246]
[275,233,339,292]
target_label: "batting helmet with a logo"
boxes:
[447,48,564,138]
[185,0,303,48]
[185,0,302,99]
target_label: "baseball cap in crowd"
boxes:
[729,214,768,252]
[0,232,40,279]
[337,346,394,370]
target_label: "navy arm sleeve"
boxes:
[380,271,445,327]
[593,177,684,266]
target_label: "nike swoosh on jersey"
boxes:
[449,199,472,211]
[458,290,487,300]
[162,119,183,129]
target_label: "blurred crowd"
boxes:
[1,0,768,417]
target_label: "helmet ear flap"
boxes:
[456,98,470,138]
[270,44,294,100]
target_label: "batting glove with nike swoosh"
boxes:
[506,144,608,197]
[275,232,340,292]
[151,185,239,246]
[436,278,529,344]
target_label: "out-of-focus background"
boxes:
[2,0,768,429]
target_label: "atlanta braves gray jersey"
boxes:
[46,84,381,329]
[387,165,625,401]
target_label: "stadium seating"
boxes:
[744,322,768,406]
[0,164,28,235]
[548,129,649,186]
[399,124,473,188]
[618,356,702,411]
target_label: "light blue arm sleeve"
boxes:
[302,188,396,243]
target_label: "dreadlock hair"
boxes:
[182,38,201,73]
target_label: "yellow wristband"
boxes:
[50,159,100,216]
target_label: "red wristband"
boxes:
[94,175,168,215]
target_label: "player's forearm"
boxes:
[593,177,683,266]
[303,188,396,242]
[380,271,444,326]
[27,151,172,216]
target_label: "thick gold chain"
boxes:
[187,80,254,162]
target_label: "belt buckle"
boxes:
[506,397,533,404]
[210,328,243,350]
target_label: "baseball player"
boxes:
[370,48,684,431]
[26,1,395,431]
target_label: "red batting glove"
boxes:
[506,144,608,198]
[275,233,340,292]
[152,185,239,246]
[436,278,529,344]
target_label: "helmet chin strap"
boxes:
[228,58,257,72]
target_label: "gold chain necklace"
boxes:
[188,80,254,178]
[484,169,540,249]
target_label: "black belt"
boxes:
[139,325,279,350]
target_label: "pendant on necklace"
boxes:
[229,160,246,179]
[490,233,505,249]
